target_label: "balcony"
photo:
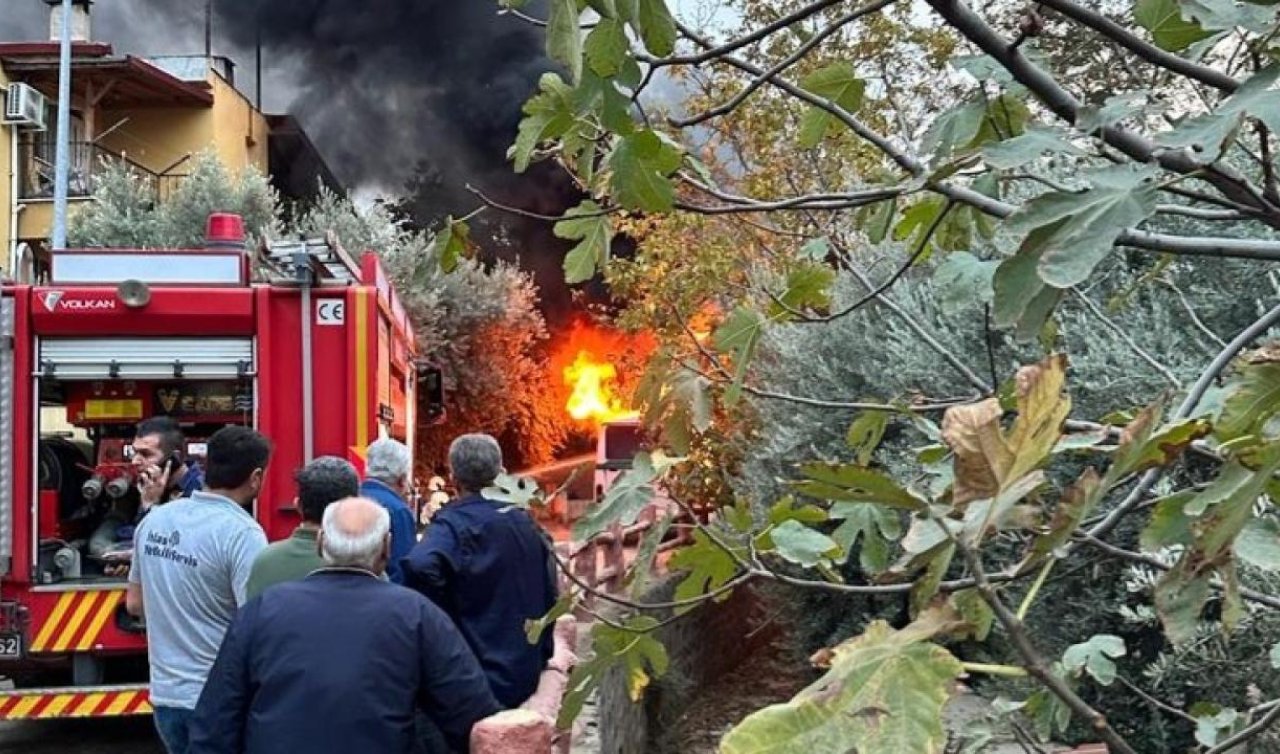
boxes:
[17,138,188,204]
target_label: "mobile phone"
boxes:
[163,451,182,477]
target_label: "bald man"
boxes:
[189,498,499,754]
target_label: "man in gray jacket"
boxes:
[127,426,270,754]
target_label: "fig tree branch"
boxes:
[549,528,756,612]
[1074,533,1280,610]
[1032,0,1239,93]
[1114,674,1200,725]
[658,22,1280,262]
[950,528,1140,754]
[767,200,956,324]
[658,0,851,67]
[1088,299,1280,541]
[922,0,1280,223]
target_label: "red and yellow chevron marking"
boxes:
[0,687,151,719]
[29,590,124,652]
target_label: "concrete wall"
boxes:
[94,73,267,178]
[596,578,773,754]
[16,201,54,244]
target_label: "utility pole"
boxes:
[50,0,73,250]
[255,14,262,110]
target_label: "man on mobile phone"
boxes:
[132,416,205,514]
[88,417,204,571]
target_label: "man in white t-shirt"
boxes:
[127,426,271,754]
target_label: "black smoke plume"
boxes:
[3,1,595,320]
[160,0,592,322]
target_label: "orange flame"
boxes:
[563,350,637,424]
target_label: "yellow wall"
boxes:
[1,65,11,273]
[96,106,212,175]
[208,73,269,174]
[17,202,54,242]
[10,63,271,247]
[93,72,267,177]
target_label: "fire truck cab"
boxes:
[0,214,437,720]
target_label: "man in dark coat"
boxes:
[401,433,558,709]
[188,497,499,754]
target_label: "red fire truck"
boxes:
[0,214,439,720]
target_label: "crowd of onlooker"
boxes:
[120,418,558,754]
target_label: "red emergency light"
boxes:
[205,213,246,249]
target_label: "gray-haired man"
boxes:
[402,434,558,709]
[189,498,499,754]
[361,438,417,584]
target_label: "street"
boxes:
[0,716,163,753]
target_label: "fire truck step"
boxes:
[0,683,151,719]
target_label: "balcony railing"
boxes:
[17,139,188,203]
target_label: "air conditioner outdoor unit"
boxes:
[3,83,48,130]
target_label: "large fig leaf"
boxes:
[796,63,866,148]
[546,0,584,84]
[510,73,578,173]
[1134,0,1215,51]
[1105,404,1210,485]
[830,502,902,572]
[608,129,683,212]
[720,619,963,754]
[941,355,1069,506]
[1156,64,1280,163]
[992,224,1065,341]
[1155,444,1280,643]
[793,463,928,511]
[1004,165,1159,288]
[573,451,678,539]
[555,201,613,284]
[1217,353,1280,441]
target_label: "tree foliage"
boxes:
[68,151,279,248]
[281,189,573,470]
[482,0,1280,749]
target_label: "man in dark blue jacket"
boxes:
[402,433,558,709]
[359,438,418,584]
[188,497,499,754]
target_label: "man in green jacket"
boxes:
[246,457,359,599]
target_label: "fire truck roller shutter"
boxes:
[38,338,255,380]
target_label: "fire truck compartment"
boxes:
[33,366,255,587]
